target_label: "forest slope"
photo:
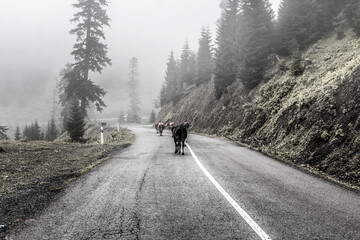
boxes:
[158,32,360,189]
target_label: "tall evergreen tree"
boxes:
[0,126,8,140]
[15,126,21,141]
[65,0,111,116]
[238,0,274,90]
[179,41,194,89]
[188,51,197,87]
[127,57,141,123]
[46,117,58,141]
[32,121,41,141]
[214,0,240,99]
[195,27,213,86]
[163,51,178,104]
[159,83,167,107]
[66,97,86,142]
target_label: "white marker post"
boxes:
[101,122,106,144]
[117,123,120,132]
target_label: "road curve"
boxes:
[7,126,360,239]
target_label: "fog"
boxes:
[0,0,281,124]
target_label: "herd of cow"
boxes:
[155,121,189,155]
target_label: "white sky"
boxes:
[0,0,281,122]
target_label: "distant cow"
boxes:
[172,124,187,155]
[158,122,165,136]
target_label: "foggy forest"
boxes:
[1,0,360,239]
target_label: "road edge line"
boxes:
[186,143,272,240]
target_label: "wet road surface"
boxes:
[8,126,360,239]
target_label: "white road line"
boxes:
[186,143,272,240]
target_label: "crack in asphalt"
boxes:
[130,168,149,240]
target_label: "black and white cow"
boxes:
[172,124,187,155]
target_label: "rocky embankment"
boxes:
[158,32,360,190]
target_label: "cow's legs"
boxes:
[175,141,178,154]
[181,141,184,155]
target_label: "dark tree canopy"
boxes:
[214,0,240,99]
[22,121,42,141]
[15,126,21,141]
[160,51,179,106]
[0,126,8,140]
[46,117,58,142]
[238,0,274,90]
[66,97,86,142]
[61,0,111,116]
[276,0,346,55]
[195,27,213,86]
[179,41,195,89]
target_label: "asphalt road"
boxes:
[8,126,360,239]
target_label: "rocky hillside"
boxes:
[158,31,360,189]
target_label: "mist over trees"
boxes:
[158,0,358,103]
[127,57,141,123]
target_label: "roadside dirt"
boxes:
[0,126,134,238]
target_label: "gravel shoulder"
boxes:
[0,126,134,237]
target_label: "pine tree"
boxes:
[159,83,167,107]
[0,126,8,140]
[127,57,141,123]
[238,0,274,90]
[46,117,58,141]
[214,0,240,99]
[66,97,86,142]
[162,51,178,105]
[149,110,156,124]
[33,121,41,141]
[15,126,21,141]
[195,27,213,86]
[66,0,111,116]
[179,41,194,89]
